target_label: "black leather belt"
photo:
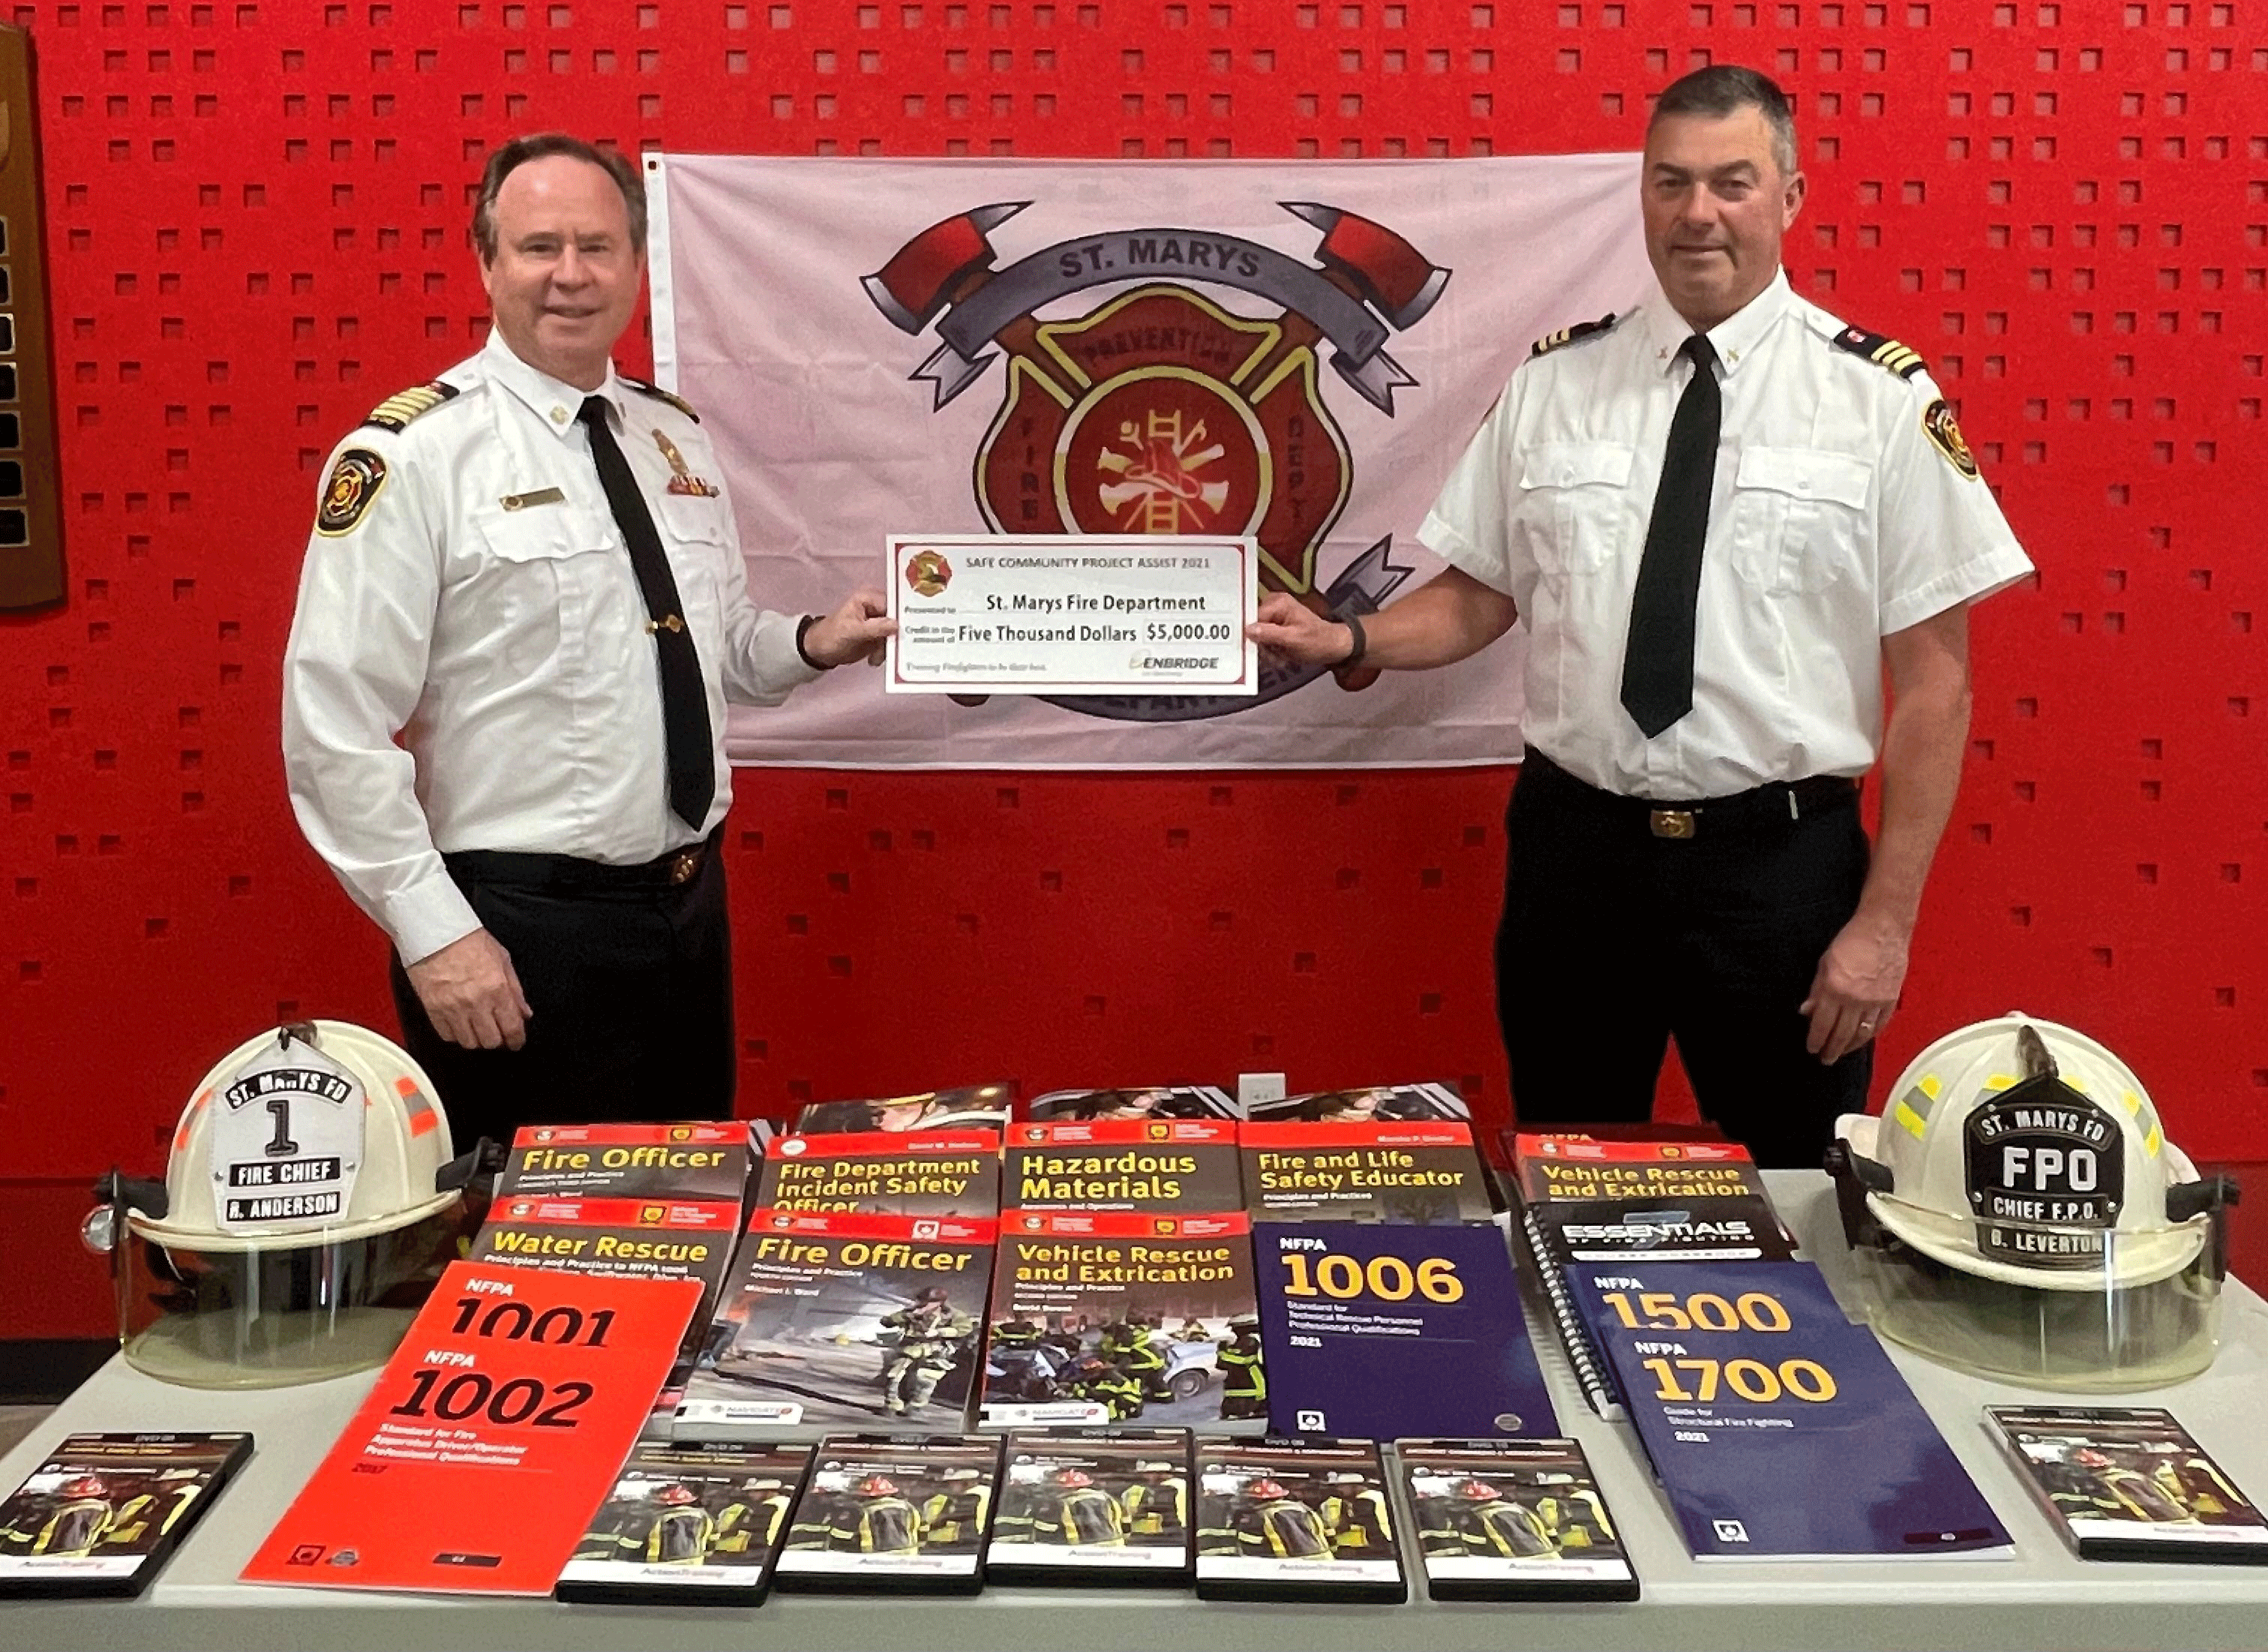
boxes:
[443,828,721,890]
[1520,749,1858,840]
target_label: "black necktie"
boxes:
[1620,333,1722,739]
[578,395,715,832]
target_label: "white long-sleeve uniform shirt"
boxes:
[283,330,820,965]
[1419,269,2033,800]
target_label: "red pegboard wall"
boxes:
[0,1,2262,1338]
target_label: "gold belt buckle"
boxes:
[669,849,700,885]
[1649,808,1696,840]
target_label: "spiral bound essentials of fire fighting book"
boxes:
[1024,1085,1240,1122]
[755,1128,1001,1218]
[494,1121,755,1203]
[775,1434,1003,1593]
[554,1438,813,1605]
[986,1428,1195,1585]
[1988,1406,2268,1563]
[470,1195,742,1355]
[1004,1117,1244,1214]
[676,1209,996,1439]
[1397,1437,1638,1602]
[981,1210,1262,1434]
[1253,1221,1557,1442]
[1513,1133,1789,1422]
[1240,1119,1492,1225]
[1193,1438,1406,1603]
[1245,1082,1471,1125]
[1568,1259,2011,1560]
[0,1432,252,1599]
[792,1084,1015,1136]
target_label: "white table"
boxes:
[6,1171,2266,1649]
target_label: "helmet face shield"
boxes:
[116,1200,472,1389]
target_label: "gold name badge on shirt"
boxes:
[499,486,566,512]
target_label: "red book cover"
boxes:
[242,1260,700,1594]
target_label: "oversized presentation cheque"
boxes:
[886,533,1261,695]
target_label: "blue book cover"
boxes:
[1568,1259,2010,1560]
[1256,1221,1558,1441]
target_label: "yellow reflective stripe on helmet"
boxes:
[1918,1073,1942,1100]
[1984,1074,2018,1091]
[2144,1122,2163,1158]
[2120,1089,2144,1116]
[1893,1098,1929,1140]
[2063,1074,2088,1093]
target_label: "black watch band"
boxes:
[795,613,833,671]
[1340,610,1367,669]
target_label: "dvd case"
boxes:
[981,1210,1262,1433]
[1989,1407,2268,1563]
[986,1428,1195,1585]
[554,1440,813,1605]
[676,1209,996,1438]
[1397,1437,1638,1602]
[0,1433,252,1599]
[1192,1438,1406,1603]
[775,1434,1003,1593]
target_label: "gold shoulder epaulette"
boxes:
[1529,312,1620,359]
[360,380,461,433]
[622,376,700,423]
[1829,325,1926,379]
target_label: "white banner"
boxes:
[651,155,1652,769]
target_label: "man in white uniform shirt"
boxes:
[1249,68,2032,1166]
[284,135,892,1146]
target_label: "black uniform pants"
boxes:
[1495,752,1873,1169]
[388,833,735,1151]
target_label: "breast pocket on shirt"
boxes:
[1516,440,1634,583]
[1727,446,1874,596]
[656,494,734,657]
[471,502,628,677]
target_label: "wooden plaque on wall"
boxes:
[0,23,59,611]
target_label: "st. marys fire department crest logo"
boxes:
[904,548,953,596]
[863,201,1445,722]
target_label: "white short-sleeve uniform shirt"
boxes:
[282,331,820,964]
[1418,269,2032,802]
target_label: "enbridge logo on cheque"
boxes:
[864,200,1450,722]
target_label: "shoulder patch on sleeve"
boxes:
[315,449,388,536]
[1829,325,1927,380]
[1921,398,1980,479]
[1529,312,1621,359]
[360,380,460,433]
[622,376,700,423]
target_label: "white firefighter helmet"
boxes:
[86,1022,479,1388]
[134,1020,460,1251]
[1837,1013,2212,1290]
